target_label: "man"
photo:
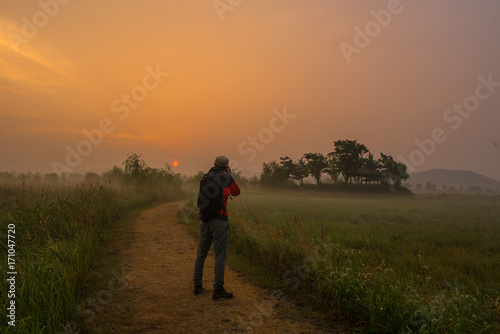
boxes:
[193,155,240,300]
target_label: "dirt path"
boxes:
[90,201,352,333]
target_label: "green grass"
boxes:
[0,181,183,333]
[213,190,500,333]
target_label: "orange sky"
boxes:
[1,0,500,179]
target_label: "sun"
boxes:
[173,161,179,167]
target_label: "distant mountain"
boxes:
[407,169,500,192]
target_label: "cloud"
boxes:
[0,17,86,95]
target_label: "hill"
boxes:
[406,169,500,192]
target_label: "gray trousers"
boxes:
[193,218,229,290]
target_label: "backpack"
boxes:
[197,170,228,222]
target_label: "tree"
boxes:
[248,175,260,186]
[67,173,84,183]
[291,158,309,185]
[302,153,329,185]
[188,171,205,186]
[102,166,123,185]
[330,139,369,183]
[121,153,181,192]
[378,153,409,189]
[231,169,250,186]
[280,156,308,185]
[44,173,60,183]
[279,156,296,179]
[84,172,101,184]
[326,153,341,183]
[260,160,289,186]
[364,153,380,171]
[0,172,15,182]
[122,153,147,187]
[425,182,437,191]
[466,185,482,194]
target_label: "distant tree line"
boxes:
[0,153,183,193]
[408,182,496,194]
[259,139,410,191]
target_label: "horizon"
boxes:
[2,163,500,185]
[2,1,500,181]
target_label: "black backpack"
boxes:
[197,170,228,222]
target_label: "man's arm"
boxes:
[230,180,240,196]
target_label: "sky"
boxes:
[1,0,499,180]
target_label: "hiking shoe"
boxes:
[212,288,233,300]
[194,285,205,295]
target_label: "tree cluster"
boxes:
[260,139,409,189]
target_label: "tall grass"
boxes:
[0,177,182,333]
[223,190,500,333]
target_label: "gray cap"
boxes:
[214,155,229,167]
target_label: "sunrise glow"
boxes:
[1,1,499,180]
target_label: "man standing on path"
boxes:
[193,155,240,300]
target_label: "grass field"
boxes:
[218,189,500,333]
[0,177,183,333]
[3,175,499,333]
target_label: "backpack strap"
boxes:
[221,196,228,216]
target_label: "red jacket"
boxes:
[220,177,240,217]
